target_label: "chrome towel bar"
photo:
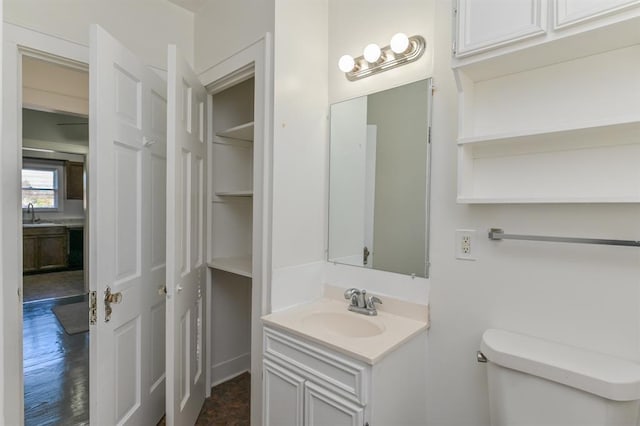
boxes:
[488,228,640,248]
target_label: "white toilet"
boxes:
[480,329,640,426]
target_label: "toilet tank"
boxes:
[481,329,640,426]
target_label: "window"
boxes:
[22,166,60,209]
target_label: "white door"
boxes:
[165,44,208,425]
[89,25,167,425]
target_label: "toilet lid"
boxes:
[481,329,640,401]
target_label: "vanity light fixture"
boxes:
[338,33,426,81]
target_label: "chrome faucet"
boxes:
[344,288,382,316]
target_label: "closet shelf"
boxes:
[215,121,254,141]
[208,256,252,278]
[215,190,253,197]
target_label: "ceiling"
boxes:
[167,0,206,13]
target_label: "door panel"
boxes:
[305,382,364,426]
[89,25,167,425]
[166,44,208,426]
[264,360,304,426]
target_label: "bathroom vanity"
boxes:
[262,293,429,426]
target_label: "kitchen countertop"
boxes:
[262,294,429,365]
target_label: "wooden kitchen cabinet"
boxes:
[66,161,84,200]
[23,226,68,273]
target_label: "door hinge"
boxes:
[89,291,97,325]
[452,40,457,55]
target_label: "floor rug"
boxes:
[52,301,89,335]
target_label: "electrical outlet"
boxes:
[456,229,476,260]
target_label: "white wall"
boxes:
[426,1,640,425]
[271,0,328,270]
[194,0,274,74]
[4,0,194,70]
[328,0,434,104]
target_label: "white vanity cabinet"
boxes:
[263,326,427,426]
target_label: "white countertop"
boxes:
[262,297,428,365]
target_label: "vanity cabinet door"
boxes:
[264,360,304,426]
[304,381,364,426]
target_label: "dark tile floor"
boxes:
[195,373,251,426]
[157,373,251,426]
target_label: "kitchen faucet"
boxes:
[25,203,39,224]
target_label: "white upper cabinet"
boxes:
[452,1,640,203]
[455,0,546,57]
[555,0,640,29]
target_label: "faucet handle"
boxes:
[344,288,359,299]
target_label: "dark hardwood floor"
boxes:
[24,293,249,426]
[23,295,89,426]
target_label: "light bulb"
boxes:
[390,33,410,54]
[338,54,355,73]
[363,43,381,63]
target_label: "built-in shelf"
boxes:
[208,256,252,278]
[458,118,640,151]
[454,17,640,205]
[215,121,254,141]
[214,190,253,197]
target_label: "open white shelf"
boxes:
[454,29,640,205]
[208,256,252,278]
[215,121,254,141]
[458,118,640,151]
[215,190,253,197]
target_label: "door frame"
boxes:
[2,22,89,424]
[199,33,273,426]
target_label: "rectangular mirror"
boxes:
[328,78,432,278]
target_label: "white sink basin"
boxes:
[301,311,385,338]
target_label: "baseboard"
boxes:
[211,352,251,387]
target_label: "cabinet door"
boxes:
[554,0,640,28]
[264,360,304,426]
[23,236,38,273]
[38,234,68,270]
[305,382,364,426]
[455,0,546,57]
[65,161,84,200]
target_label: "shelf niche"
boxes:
[455,42,640,203]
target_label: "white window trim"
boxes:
[22,159,65,212]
